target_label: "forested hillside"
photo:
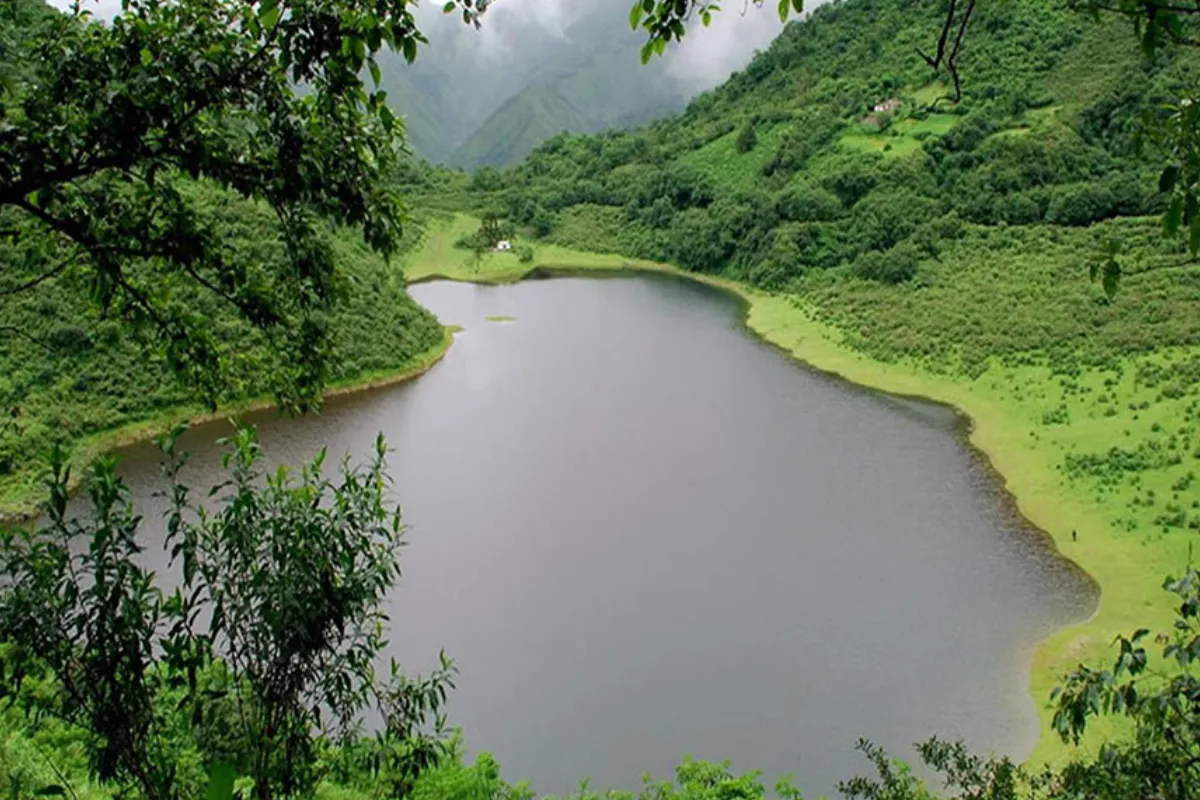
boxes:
[0,183,445,517]
[485,0,1185,293]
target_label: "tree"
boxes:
[735,120,758,153]
[0,0,492,410]
[0,425,457,800]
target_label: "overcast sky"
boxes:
[46,0,800,94]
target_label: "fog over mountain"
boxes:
[53,0,793,167]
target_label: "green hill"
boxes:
[0,180,447,517]
[451,84,595,171]
[489,0,1178,278]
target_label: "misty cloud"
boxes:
[47,0,122,17]
[48,0,802,94]
[420,0,804,90]
[665,4,787,92]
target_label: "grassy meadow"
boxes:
[403,213,669,283]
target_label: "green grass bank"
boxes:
[406,213,1197,765]
[0,328,455,522]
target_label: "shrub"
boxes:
[776,183,843,223]
[852,241,922,284]
[1045,182,1117,226]
[735,120,758,153]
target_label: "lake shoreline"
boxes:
[403,215,1129,766]
[0,326,457,524]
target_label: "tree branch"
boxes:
[917,0,958,70]
[0,324,49,348]
[0,258,69,296]
[946,0,977,103]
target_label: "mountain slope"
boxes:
[485,0,1182,284]
[451,84,593,170]
[449,20,691,169]
[376,0,783,167]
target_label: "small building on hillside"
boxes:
[496,240,512,252]
[873,98,902,113]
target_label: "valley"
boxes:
[4,0,1200,798]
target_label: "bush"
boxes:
[852,241,922,284]
[749,228,805,290]
[1046,182,1117,226]
[453,231,490,251]
[735,120,758,153]
[515,244,534,263]
[776,183,843,223]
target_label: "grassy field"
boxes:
[403,213,670,283]
[405,213,1199,765]
[839,113,960,157]
[838,129,925,157]
[677,123,792,189]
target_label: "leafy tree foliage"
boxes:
[0,427,456,800]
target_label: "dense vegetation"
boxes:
[0,182,445,515]
[476,0,1190,295]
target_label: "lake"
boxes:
[110,274,1096,797]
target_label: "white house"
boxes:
[496,240,512,252]
[872,98,901,113]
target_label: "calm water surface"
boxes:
[111,275,1096,797]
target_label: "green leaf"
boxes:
[258,0,280,31]
[629,1,641,30]
[1159,164,1180,193]
[1102,262,1120,298]
[778,0,790,22]
[402,36,417,63]
[140,47,153,66]
[1165,194,1184,234]
[369,59,382,87]
[379,104,396,133]
[35,788,66,797]
[206,763,235,800]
